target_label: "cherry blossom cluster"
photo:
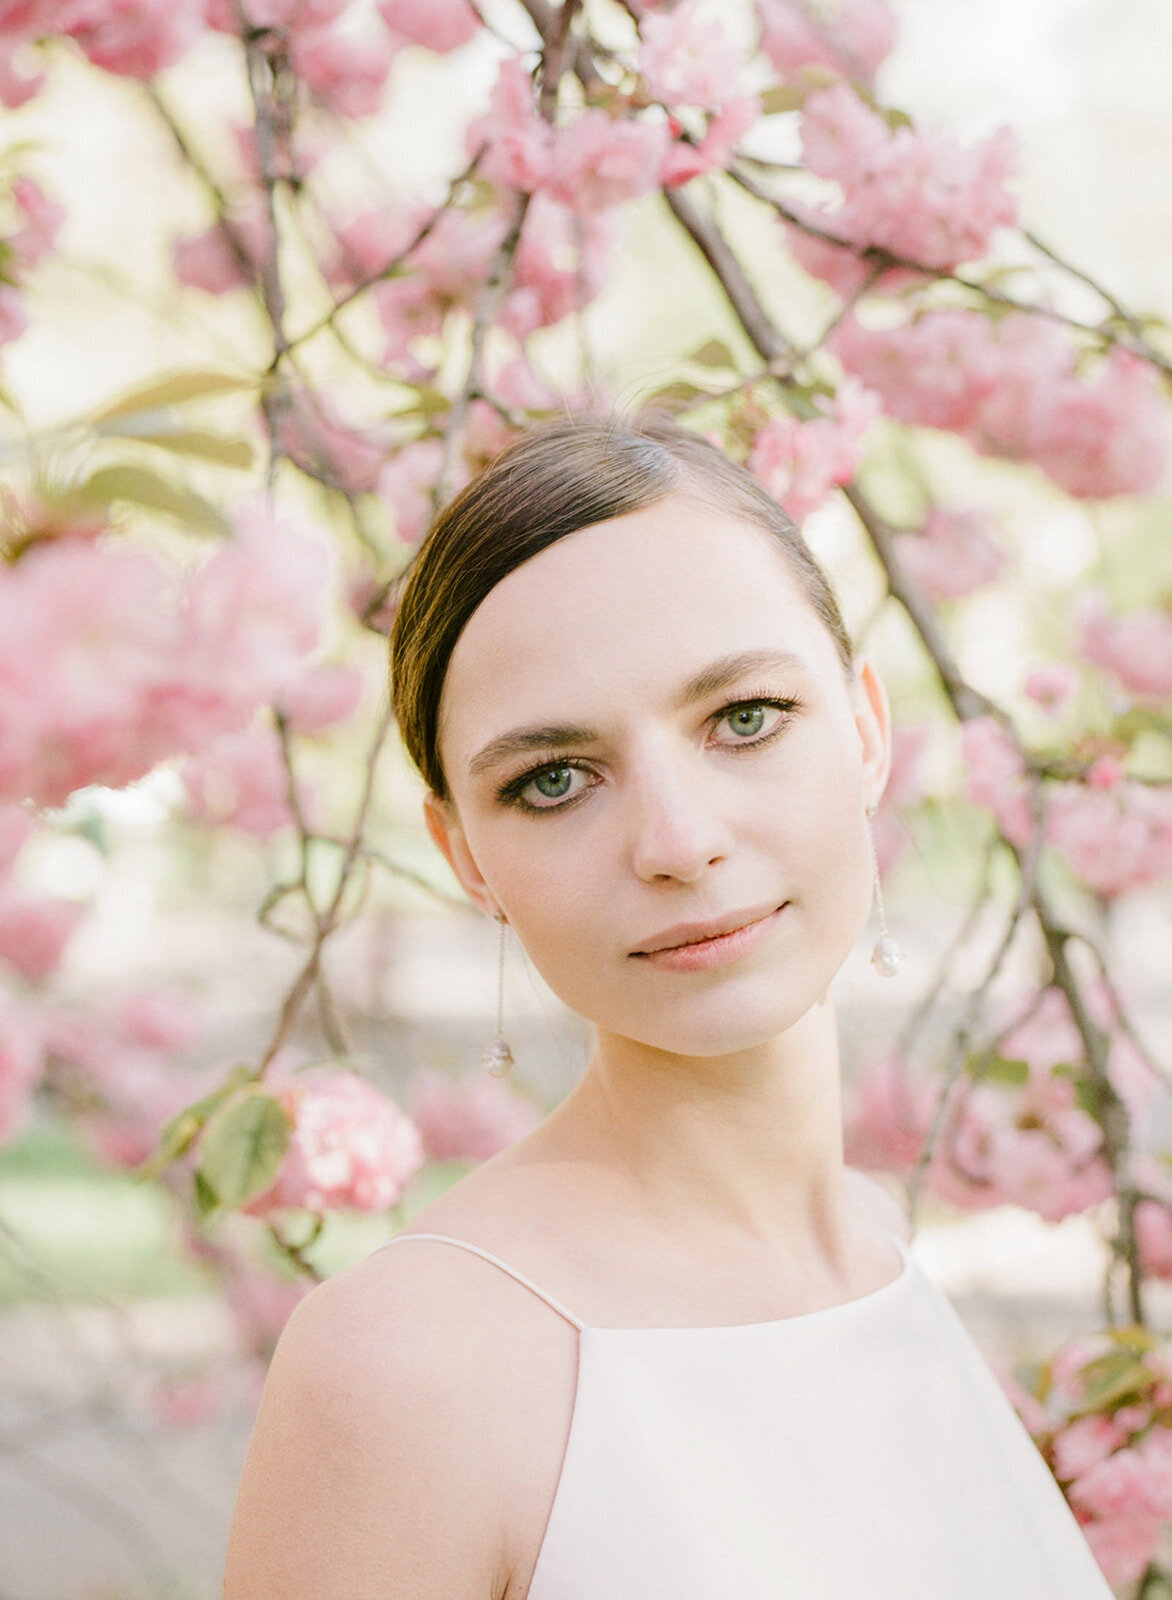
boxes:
[833,310,1170,499]
[0,502,335,808]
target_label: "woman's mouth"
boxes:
[630,902,788,972]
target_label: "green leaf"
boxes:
[193,1165,221,1220]
[65,463,233,536]
[197,1088,292,1212]
[974,1053,1030,1086]
[132,1064,257,1184]
[688,339,736,370]
[95,425,255,470]
[758,85,807,116]
[1074,1350,1155,1413]
[645,380,710,410]
[87,370,260,425]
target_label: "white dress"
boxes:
[379,1229,1116,1599]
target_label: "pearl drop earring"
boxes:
[480,910,515,1077]
[866,803,904,977]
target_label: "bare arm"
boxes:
[222,1264,507,1600]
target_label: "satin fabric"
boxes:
[379,1231,1115,1599]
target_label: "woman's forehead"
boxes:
[437,498,833,762]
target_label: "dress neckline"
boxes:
[582,1230,914,1336]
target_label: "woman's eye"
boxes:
[517,763,589,808]
[713,700,792,743]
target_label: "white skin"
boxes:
[423,491,894,1284]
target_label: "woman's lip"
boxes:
[631,900,786,956]
[631,903,788,971]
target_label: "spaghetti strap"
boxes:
[377,1231,587,1332]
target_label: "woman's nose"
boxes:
[625,744,736,883]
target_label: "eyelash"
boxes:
[494,692,805,814]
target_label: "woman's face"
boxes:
[424,493,891,1057]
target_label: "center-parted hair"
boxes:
[389,413,855,804]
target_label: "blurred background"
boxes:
[1,0,1170,1594]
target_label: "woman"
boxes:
[223,416,1114,1599]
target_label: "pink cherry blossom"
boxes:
[841,1050,941,1176]
[8,176,64,270]
[1052,1413,1127,1483]
[242,1067,426,1215]
[0,286,26,346]
[1023,664,1079,714]
[869,721,929,877]
[0,885,84,981]
[113,987,202,1054]
[747,376,880,520]
[0,38,45,107]
[0,803,33,871]
[639,2,744,109]
[409,1068,542,1163]
[660,95,761,187]
[60,0,206,79]
[172,201,271,296]
[1080,1512,1164,1588]
[894,507,1008,601]
[959,714,1035,847]
[1134,1155,1172,1282]
[798,84,1018,273]
[377,0,479,54]
[378,437,443,543]
[547,110,671,213]
[274,663,364,735]
[1075,591,1172,700]
[180,724,309,838]
[1045,777,1172,898]
[291,23,396,120]
[502,193,616,338]
[277,390,389,494]
[756,0,897,85]
[466,57,554,194]
[0,999,42,1146]
[205,0,347,31]
[833,310,1170,498]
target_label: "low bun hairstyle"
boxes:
[389,413,855,805]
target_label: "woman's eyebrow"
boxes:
[466,647,808,779]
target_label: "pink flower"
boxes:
[548,110,671,212]
[756,0,897,86]
[958,714,1035,847]
[275,663,364,735]
[277,390,389,494]
[1080,1511,1165,1588]
[205,0,346,31]
[61,0,206,79]
[660,95,761,187]
[1134,1155,1172,1282]
[841,1051,940,1176]
[0,886,84,981]
[377,0,480,54]
[466,57,554,193]
[409,1068,542,1163]
[0,1000,42,1147]
[1023,664,1079,715]
[172,202,270,296]
[8,176,64,271]
[0,285,26,346]
[1045,778,1172,899]
[1075,591,1172,701]
[747,376,880,520]
[378,437,443,543]
[798,84,1018,273]
[0,38,46,108]
[180,724,304,838]
[833,310,1170,499]
[894,507,1008,601]
[242,1067,426,1216]
[503,193,616,337]
[291,23,396,120]
[0,803,33,871]
[639,2,744,109]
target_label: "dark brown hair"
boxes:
[389,413,855,804]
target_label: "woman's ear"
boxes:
[849,656,893,812]
[422,790,502,920]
